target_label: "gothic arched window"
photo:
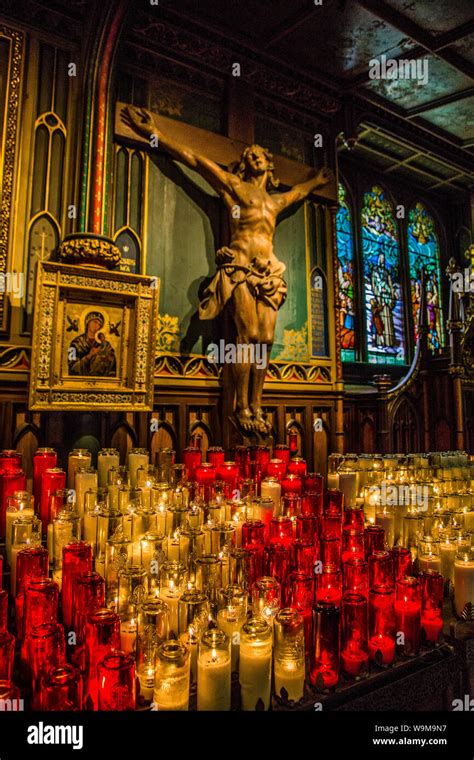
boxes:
[335,184,355,361]
[361,186,405,365]
[407,203,444,353]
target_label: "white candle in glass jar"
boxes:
[158,583,180,635]
[439,538,458,585]
[97,450,120,488]
[75,469,98,519]
[327,473,339,490]
[67,450,91,489]
[274,659,305,702]
[120,618,137,654]
[339,473,357,508]
[239,622,273,711]
[375,509,395,548]
[179,629,198,682]
[216,607,245,672]
[127,451,149,488]
[260,480,281,515]
[155,505,167,536]
[463,510,474,532]
[197,646,231,711]
[454,554,474,617]
[6,507,34,566]
[418,553,441,573]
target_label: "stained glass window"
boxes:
[361,186,405,364]
[335,184,355,361]
[407,203,444,353]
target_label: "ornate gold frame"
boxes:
[29,262,159,411]
[0,25,24,335]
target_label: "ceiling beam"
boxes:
[406,86,474,118]
[263,6,318,49]
[433,19,474,50]
[355,0,474,79]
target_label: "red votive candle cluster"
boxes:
[61,542,93,629]
[182,447,201,482]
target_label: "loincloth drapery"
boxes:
[199,249,288,320]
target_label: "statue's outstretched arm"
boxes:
[275,166,334,211]
[121,106,235,194]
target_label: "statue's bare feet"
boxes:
[252,408,271,435]
[235,408,254,433]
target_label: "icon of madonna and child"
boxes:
[67,311,117,377]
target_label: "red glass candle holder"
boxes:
[15,545,49,598]
[267,458,286,481]
[301,491,323,520]
[394,576,421,656]
[263,543,290,593]
[315,564,342,605]
[343,558,369,598]
[269,516,293,547]
[229,446,250,479]
[217,461,239,497]
[26,622,66,707]
[288,457,306,478]
[341,593,369,679]
[21,578,58,651]
[310,601,340,690]
[296,514,318,543]
[62,542,93,629]
[0,590,7,633]
[391,546,413,582]
[182,447,202,482]
[320,536,342,566]
[33,448,57,512]
[249,461,263,493]
[273,444,290,470]
[254,446,270,477]
[242,519,265,549]
[343,507,365,531]
[321,513,343,540]
[281,474,302,497]
[40,468,66,535]
[365,524,386,559]
[342,528,365,563]
[206,447,225,467]
[0,450,22,472]
[420,570,444,644]
[368,584,396,666]
[0,680,20,704]
[0,469,26,538]
[98,651,136,711]
[0,631,15,680]
[324,489,343,515]
[73,572,105,644]
[281,493,300,519]
[195,463,216,502]
[41,663,83,710]
[369,550,394,588]
[286,571,313,655]
[304,472,324,495]
[288,431,298,454]
[292,539,316,576]
[84,608,121,709]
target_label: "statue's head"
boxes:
[234,144,279,189]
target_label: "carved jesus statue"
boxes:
[122,106,333,435]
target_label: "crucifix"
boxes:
[115,102,336,437]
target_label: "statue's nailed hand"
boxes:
[121,105,155,139]
[315,166,334,187]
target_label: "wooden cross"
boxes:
[114,102,337,203]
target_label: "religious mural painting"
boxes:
[335,184,355,361]
[407,202,444,353]
[361,186,405,365]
